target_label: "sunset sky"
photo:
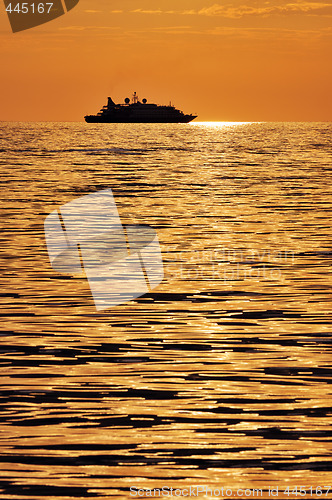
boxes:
[1,0,331,121]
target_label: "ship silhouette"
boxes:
[85,92,197,123]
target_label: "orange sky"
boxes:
[1,0,331,121]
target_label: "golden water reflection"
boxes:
[0,122,331,499]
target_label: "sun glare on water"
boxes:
[192,121,253,128]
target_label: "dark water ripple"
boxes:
[0,122,331,499]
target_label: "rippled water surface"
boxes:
[0,122,331,499]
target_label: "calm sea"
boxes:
[0,122,331,500]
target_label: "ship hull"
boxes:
[85,115,197,124]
